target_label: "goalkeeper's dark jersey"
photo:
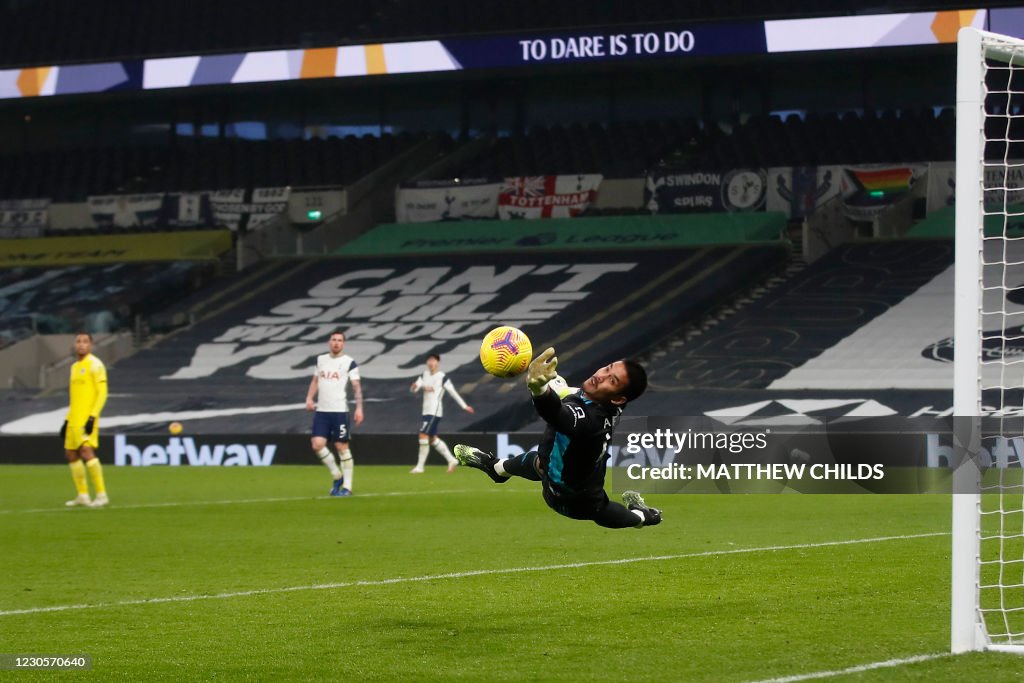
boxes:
[533,388,622,495]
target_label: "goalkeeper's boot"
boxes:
[65,493,91,507]
[89,493,109,508]
[453,445,507,484]
[622,491,662,527]
[329,478,344,496]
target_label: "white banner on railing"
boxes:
[396,179,500,223]
[926,160,1024,214]
[88,193,165,228]
[0,198,50,233]
[211,187,290,231]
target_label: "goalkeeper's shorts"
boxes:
[541,481,609,521]
[64,421,99,450]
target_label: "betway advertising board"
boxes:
[5,428,1017,497]
[0,432,543,466]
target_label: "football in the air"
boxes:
[480,326,533,377]
[168,421,184,435]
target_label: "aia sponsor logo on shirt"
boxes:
[319,370,343,381]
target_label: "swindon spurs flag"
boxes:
[498,175,602,219]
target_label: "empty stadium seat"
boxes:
[0,133,426,207]
[0,261,219,350]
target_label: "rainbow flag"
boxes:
[848,167,914,194]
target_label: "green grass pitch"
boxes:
[1,465,1021,681]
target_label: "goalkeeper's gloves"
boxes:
[526,347,558,396]
[84,417,95,435]
[546,374,575,399]
[59,420,67,440]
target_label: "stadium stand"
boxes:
[704,108,956,167]
[0,261,219,349]
[0,235,789,433]
[640,239,956,417]
[0,2,983,437]
[6,1,1022,676]
[147,258,307,333]
[437,119,706,179]
[0,133,434,203]
[416,108,953,190]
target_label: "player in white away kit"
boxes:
[305,330,364,496]
[409,353,475,473]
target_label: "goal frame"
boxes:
[952,26,1024,655]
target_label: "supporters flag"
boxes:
[498,175,602,220]
[88,193,165,228]
[395,178,501,223]
[210,187,290,232]
[161,192,215,227]
[840,164,923,222]
[0,198,48,236]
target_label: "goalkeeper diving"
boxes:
[455,348,661,528]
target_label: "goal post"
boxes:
[953,26,1024,655]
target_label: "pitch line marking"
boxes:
[0,531,948,617]
[747,652,955,682]
[0,488,526,515]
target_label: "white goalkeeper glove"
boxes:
[545,374,575,399]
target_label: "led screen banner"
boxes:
[443,23,766,68]
[339,213,786,255]
[763,9,985,53]
[0,230,232,266]
[0,9,992,99]
[0,432,541,465]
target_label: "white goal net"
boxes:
[953,27,1024,654]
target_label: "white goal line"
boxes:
[0,488,527,515]
[747,652,955,683]
[0,531,947,618]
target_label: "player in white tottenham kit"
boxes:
[409,353,474,473]
[305,330,364,496]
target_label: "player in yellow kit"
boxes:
[62,332,109,507]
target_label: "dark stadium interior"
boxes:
[0,109,960,205]
[4,4,1024,678]
[0,132,433,201]
[0,2,1001,434]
